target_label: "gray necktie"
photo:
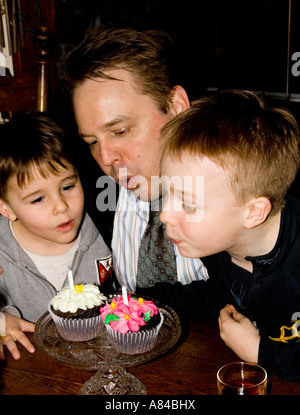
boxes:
[136,199,177,288]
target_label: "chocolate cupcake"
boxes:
[49,283,107,341]
[100,295,164,354]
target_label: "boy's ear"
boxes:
[244,197,272,229]
[169,85,190,115]
[0,200,17,221]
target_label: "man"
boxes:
[64,23,208,291]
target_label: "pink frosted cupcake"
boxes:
[48,283,107,341]
[100,295,163,354]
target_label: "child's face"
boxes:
[2,162,85,253]
[160,154,248,259]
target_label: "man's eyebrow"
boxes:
[79,116,136,137]
[102,116,133,129]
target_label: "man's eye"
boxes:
[88,139,98,147]
[114,127,130,136]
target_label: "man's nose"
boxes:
[99,140,122,167]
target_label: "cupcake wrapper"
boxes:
[48,303,104,342]
[105,311,164,355]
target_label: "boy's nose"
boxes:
[159,208,168,224]
[160,204,176,226]
[53,198,69,215]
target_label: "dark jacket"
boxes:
[138,194,300,381]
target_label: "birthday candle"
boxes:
[122,285,129,305]
[68,268,75,290]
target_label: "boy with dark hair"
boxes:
[0,113,113,360]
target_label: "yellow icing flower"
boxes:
[138,297,144,304]
[74,284,84,293]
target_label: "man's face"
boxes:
[73,69,177,201]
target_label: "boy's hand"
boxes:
[218,304,260,363]
[0,266,3,274]
[1,313,35,360]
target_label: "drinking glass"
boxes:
[217,362,267,395]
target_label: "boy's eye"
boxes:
[31,196,43,204]
[182,203,197,213]
[62,184,75,192]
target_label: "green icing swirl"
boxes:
[144,310,151,322]
[105,314,120,324]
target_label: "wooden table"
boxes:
[1,317,300,396]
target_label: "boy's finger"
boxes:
[20,321,35,333]
[3,335,21,360]
[231,310,247,322]
[219,304,236,322]
[16,332,35,354]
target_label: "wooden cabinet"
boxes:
[0,0,55,113]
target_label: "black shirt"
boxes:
[138,194,300,381]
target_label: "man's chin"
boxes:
[120,175,162,202]
[131,186,151,202]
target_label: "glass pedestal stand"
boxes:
[35,302,181,395]
[78,364,147,395]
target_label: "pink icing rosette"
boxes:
[129,296,158,317]
[106,308,145,334]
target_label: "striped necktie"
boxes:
[136,199,177,288]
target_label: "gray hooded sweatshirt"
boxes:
[0,213,111,322]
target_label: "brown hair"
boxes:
[0,113,74,201]
[64,23,180,113]
[161,90,300,214]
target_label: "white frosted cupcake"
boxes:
[100,295,164,354]
[49,284,107,341]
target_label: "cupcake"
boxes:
[49,283,107,341]
[100,295,164,354]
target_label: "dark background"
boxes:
[50,0,300,242]
[53,0,300,101]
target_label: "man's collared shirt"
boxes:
[112,186,209,291]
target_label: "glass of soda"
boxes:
[217,362,267,395]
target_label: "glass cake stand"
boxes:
[34,299,181,395]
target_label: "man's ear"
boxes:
[169,85,190,115]
[244,197,272,229]
[0,200,17,221]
